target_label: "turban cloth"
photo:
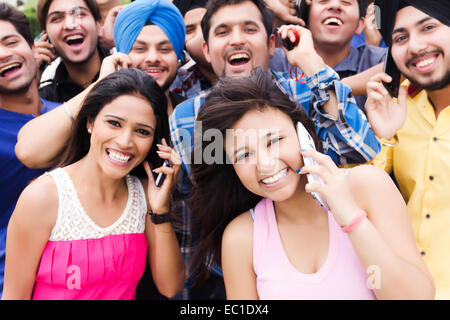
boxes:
[173,0,207,17]
[114,0,186,60]
[375,0,450,47]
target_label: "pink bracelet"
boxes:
[341,210,367,233]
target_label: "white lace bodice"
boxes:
[47,168,147,241]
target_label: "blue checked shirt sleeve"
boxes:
[274,66,380,164]
[169,102,194,195]
[169,92,209,194]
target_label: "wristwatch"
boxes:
[316,80,334,102]
[148,210,171,224]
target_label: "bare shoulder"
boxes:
[345,164,407,218]
[11,173,59,231]
[222,211,254,249]
[345,164,395,192]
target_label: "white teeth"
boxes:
[229,53,250,61]
[416,58,435,68]
[261,168,288,185]
[0,63,21,74]
[66,35,83,41]
[324,18,343,26]
[108,150,131,163]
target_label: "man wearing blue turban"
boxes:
[114,0,185,59]
[112,0,186,115]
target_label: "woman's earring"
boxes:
[88,128,92,134]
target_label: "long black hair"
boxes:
[189,67,319,284]
[59,68,170,178]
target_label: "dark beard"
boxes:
[407,69,450,91]
[159,73,177,93]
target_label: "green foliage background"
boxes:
[23,0,132,39]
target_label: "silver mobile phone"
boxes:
[296,122,329,211]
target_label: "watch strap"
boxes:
[148,210,171,224]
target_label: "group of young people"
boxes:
[0,0,448,300]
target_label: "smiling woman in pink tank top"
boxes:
[189,69,435,300]
[2,69,184,300]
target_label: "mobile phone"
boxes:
[155,159,170,187]
[295,0,309,25]
[296,122,329,212]
[382,50,401,98]
[278,29,299,51]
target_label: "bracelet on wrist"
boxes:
[341,210,367,233]
[63,103,75,123]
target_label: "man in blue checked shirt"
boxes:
[169,0,381,299]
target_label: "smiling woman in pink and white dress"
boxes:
[2,69,185,300]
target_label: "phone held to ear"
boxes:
[295,0,309,25]
[155,159,169,187]
[382,50,401,98]
[296,122,329,212]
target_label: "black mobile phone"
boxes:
[382,50,401,98]
[295,0,309,25]
[155,160,169,187]
[278,32,298,51]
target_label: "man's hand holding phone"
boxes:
[34,32,58,69]
[265,0,306,26]
[365,72,407,140]
[277,25,325,77]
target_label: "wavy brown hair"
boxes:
[189,67,319,284]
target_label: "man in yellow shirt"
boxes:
[366,0,450,299]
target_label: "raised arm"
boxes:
[15,53,132,169]
[300,151,435,299]
[142,142,185,298]
[341,63,384,97]
[277,25,381,164]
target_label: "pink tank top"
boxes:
[32,168,148,300]
[252,198,376,300]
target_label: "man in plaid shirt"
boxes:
[169,0,381,298]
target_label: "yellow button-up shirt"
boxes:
[371,81,450,299]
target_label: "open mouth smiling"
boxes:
[0,62,22,78]
[228,52,250,66]
[322,17,344,26]
[64,34,85,47]
[106,148,135,165]
[260,168,289,185]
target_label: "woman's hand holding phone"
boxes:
[298,150,363,227]
[143,138,181,214]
